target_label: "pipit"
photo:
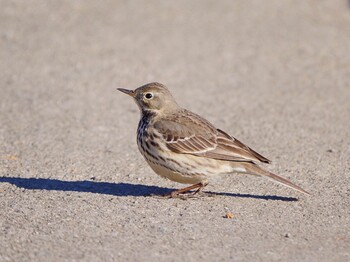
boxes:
[118,82,309,198]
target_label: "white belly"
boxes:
[146,159,205,184]
[137,123,233,184]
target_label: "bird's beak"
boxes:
[117,88,136,98]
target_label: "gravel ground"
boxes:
[1,1,350,261]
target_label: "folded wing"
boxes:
[154,110,270,164]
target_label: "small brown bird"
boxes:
[118,82,309,197]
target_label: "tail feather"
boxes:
[243,164,310,195]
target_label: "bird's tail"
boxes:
[243,163,310,195]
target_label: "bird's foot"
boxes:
[151,182,214,199]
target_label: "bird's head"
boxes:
[118,82,179,114]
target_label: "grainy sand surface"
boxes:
[1,1,349,261]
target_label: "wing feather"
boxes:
[153,110,270,164]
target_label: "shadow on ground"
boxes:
[0,176,298,201]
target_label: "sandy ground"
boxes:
[1,1,350,261]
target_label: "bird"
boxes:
[117,82,309,198]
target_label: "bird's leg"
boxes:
[151,182,211,199]
[193,182,208,195]
[190,181,214,197]
[170,182,204,198]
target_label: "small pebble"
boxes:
[224,212,234,219]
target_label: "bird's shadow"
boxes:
[0,176,298,201]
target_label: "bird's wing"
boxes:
[153,110,270,164]
[210,129,271,163]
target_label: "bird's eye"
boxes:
[145,93,153,99]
